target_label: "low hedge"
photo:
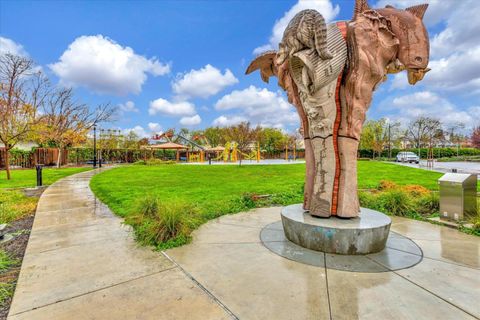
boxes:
[358,147,480,159]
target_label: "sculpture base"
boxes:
[281,204,391,254]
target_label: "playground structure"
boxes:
[150,129,209,162]
[212,142,261,163]
[147,129,301,163]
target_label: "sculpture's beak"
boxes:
[407,68,431,85]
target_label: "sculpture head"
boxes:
[354,0,431,85]
[378,4,430,84]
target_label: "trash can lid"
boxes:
[438,173,475,184]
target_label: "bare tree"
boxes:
[406,116,442,158]
[407,116,441,147]
[446,122,466,156]
[39,87,115,167]
[0,54,49,179]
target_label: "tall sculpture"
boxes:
[246,0,430,218]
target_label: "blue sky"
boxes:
[1,0,479,137]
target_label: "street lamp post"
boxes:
[99,128,102,168]
[388,123,392,160]
[93,124,97,168]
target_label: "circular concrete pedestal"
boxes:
[281,204,391,254]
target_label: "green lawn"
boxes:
[90,161,447,219]
[90,161,480,247]
[0,167,92,224]
[357,161,444,190]
[0,167,91,189]
[91,164,306,219]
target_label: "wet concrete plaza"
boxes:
[8,170,480,319]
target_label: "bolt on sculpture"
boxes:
[246,0,430,218]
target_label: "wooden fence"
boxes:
[0,148,68,169]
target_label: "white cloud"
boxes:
[212,115,248,127]
[123,125,149,138]
[172,64,238,99]
[390,45,480,95]
[148,122,162,133]
[0,37,28,56]
[387,0,480,94]
[381,91,478,129]
[214,85,299,128]
[50,35,170,96]
[429,1,480,58]
[253,0,340,54]
[179,114,202,126]
[118,101,139,113]
[148,98,196,116]
[374,0,457,27]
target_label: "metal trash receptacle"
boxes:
[438,173,477,221]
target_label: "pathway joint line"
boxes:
[323,252,333,320]
[161,251,239,320]
[386,245,480,270]
[365,256,479,319]
[9,266,178,317]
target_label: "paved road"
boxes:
[392,160,480,177]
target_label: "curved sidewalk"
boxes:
[7,169,480,319]
[8,169,231,320]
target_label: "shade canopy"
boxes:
[148,142,188,150]
[206,146,225,152]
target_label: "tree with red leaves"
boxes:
[471,126,480,149]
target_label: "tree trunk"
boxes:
[57,147,62,168]
[4,147,11,180]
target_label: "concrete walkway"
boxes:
[8,170,231,320]
[8,169,480,319]
[166,209,480,319]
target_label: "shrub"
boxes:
[239,193,257,209]
[470,215,480,232]
[359,187,440,218]
[132,159,176,166]
[0,250,18,272]
[378,180,398,191]
[358,191,378,210]
[377,189,414,216]
[145,159,176,166]
[358,147,480,159]
[151,201,198,243]
[125,196,199,249]
[0,282,15,307]
[402,185,430,197]
[415,192,439,215]
[136,195,160,219]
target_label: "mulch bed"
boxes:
[0,214,34,320]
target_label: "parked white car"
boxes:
[396,152,420,163]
